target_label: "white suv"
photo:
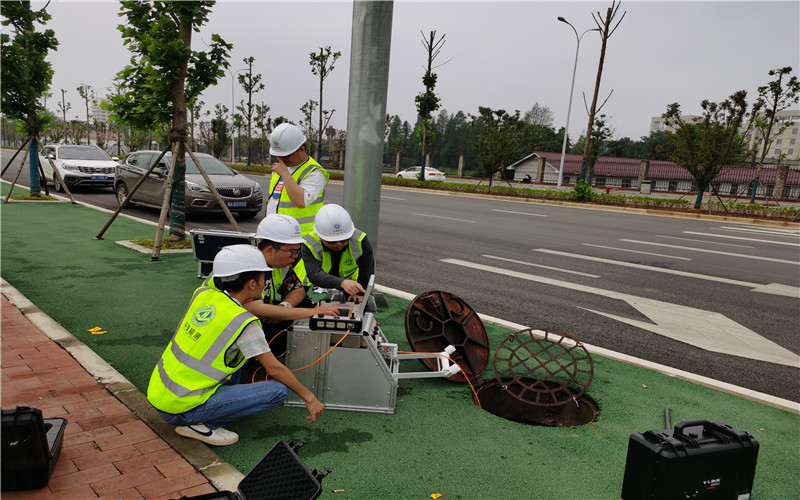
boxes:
[38,144,119,192]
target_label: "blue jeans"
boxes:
[157,371,289,430]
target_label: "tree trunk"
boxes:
[168,15,191,241]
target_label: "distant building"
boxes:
[91,97,111,123]
[650,109,800,161]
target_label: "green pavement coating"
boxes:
[2,188,798,499]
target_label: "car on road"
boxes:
[397,166,446,181]
[38,144,119,192]
[114,151,263,218]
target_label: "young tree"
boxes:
[472,107,524,192]
[253,102,271,164]
[580,1,625,182]
[236,56,265,166]
[663,91,751,208]
[309,46,340,160]
[749,66,800,202]
[584,114,613,183]
[415,30,447,179]
[1,0,59,195]
[188,98,205,151]
[77,84,94,144]
[108,1,231,241]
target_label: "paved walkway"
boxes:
[1,294,218,500]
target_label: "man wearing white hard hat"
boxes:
[200,214,341,356]
[147,245,328,446]
[302,204,375,301]
[267,123,330,235]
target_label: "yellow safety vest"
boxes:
[303,229,366,281]
[146,286,260,414]
[268,158,330,235]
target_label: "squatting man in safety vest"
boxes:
[146,245,340,446]
[302,204,375,302]
[267,123,330,235]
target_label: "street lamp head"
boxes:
[558,16,568,23]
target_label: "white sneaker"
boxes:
[174,424,239,446]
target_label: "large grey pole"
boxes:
[343,0,393,253]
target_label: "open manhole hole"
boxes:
[476,328,600,427]
[475,378,600,427]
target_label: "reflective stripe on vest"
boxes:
[268,158,330,234]
[147,288,259,413]
[304,229,365,280]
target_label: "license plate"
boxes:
[226,201,247,208]
[91,175,108,180]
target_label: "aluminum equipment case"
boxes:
[2,406,67,491]
[621,419,759,499]
[284,314,399,413]
[189,229,257,278]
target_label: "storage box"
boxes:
[2,406,67,491]
[189,229,257,278]
[621,419,759,499]
[181,440,330,500]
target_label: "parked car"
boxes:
[38,144,119,192]
[114,151,263,218]
[396,166,446,181]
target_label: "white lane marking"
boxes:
[656,235,754,248]
[583,243,691,260]
[717,226,800,237]
[484,255,600,278]
[441,258,800,367]
[381,195,405,200]
[533,248,800,298]
[683,231,800,247]
[619,239,800,265]
[491,209,547,217]
[413,213,475,223]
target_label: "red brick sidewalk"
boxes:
[1,294,218,499]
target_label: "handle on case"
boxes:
[674,419,711,436]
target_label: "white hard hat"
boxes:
[213,244,271,278]
[256,214,305,244]
[269,123,306,157]
[313,204,355,242]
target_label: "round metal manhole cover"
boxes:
[492,328,594,406]
[405,290,491,383]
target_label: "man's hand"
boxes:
[305,396,324,423]
[272,159,290,177]
[341,279,365,301]
[314,304,342,317]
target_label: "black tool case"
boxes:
[621,419,759,499]
[1,406,68,491]
[180,440,330,500]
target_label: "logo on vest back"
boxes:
[191,305,216,327]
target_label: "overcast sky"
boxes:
[30,0,800,141]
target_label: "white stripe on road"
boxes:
[717,226,800,237]
[381,195,405,200]
[682,231,800,246]
[656,235,754,248]
[491,209,547,217]
[413,213,475,223]
[533,248,800,298]
[441,258,800,367]
[483,255,600,277]
[618,239,800,265]
[583,243,691,260]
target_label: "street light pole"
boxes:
[556,17,598,189]
[227,67,248,163]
